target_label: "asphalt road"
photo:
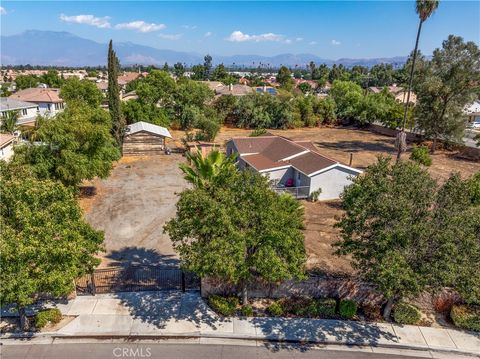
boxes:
[1,343,436,359]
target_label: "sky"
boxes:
[1,1,479,59]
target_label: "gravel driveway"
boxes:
[84,154,187,268]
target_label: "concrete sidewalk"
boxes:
[2,291,480,356]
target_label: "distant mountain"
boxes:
[1,30,408,68]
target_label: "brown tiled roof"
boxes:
[288,152,336,175]
[231,136,276,154]
[10,88,63,103]
[242,154,288,171]
[261,138,307,162]
[0,134,15,148]
[118,72,141,84]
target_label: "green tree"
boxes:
[39,70,64,88]
[165,164,306,303]
[60,77,103,108]
[330,80,363,121]
[203,54,213,80]
[162,62,169,72]
[370,64,395,87]
[298,82,313,94]
[415,35,480,152]
[276,66,294,90]
[14,75,39,90]
[1,110,19,134]
[308,61,316,80]
[173,62,185,78]
[0,175,103,330]
[121,100,170,127]
[107,40,126,149]
[10,103,120,188]
[334,157,436,319]
[397,0,439,160]
[211,64,229,82]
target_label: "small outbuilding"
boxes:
[123,121,172,156]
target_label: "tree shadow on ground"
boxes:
[252,317,398,351]
[107,247,179,268]
[314,139,395,155]
[115,291,225,330]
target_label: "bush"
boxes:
[208,295,239,316]
[451,305,480,332]
[314,298,337,318]
[393,302,421,325]
[35,308,62,329]
[267,301,284,316]
[361,304,382,321]
[250,128,267,137]
[241,304,254,317]
[309,189,322,202]
[410,145,432,166]
[339,299,358,319]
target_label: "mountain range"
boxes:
[1,30,409,68]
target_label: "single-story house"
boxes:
[123,121,172,156]
[0,133,16,162]
[367,85,417,104]
[226,134,362,200]
[464,101,480,123]
[215,84,254,97]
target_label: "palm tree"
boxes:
[179,150,235,189]
[396,0,439,160]
[0,110,19,134]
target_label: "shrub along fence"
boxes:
[201,272,384,306]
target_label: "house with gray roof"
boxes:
[226,134,362,200]
[0,98,39,126]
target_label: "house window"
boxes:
[47,104,51,111]
[22,109,27,116]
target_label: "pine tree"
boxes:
[108,40,126,149]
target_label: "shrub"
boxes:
[361,304,382,321]
[339,299,358,319]
[241,304,254,317]
[309,189,322,202]
[267,301,284,316]
[35,308,62,329]
[208,295,239,316]
[410,145,432,166]
[250,128,267,137]
[314,298,337,318]
[393,302,421,325]
[450,305,480,332]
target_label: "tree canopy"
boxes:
[60,77,103,107]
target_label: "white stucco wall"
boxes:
[37,102,64,116]
[261,167,293,185]
[0,143,14,162]
[309,166,359,200]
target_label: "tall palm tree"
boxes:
[179,150,235,189]
[0,110,19,134]
[396,0,439,160]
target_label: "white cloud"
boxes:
[182,25,197,30]
[204,31,212,37]
[227,30,285,43]
[331,39,341,46]
[285,39,292,44]
[296,37,303,42]
[309,41,317,45]
[115,20,166,33]
[0,6,7,15]
[158,33,182,40]
[60,14,111,28]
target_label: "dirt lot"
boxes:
[80,154,187,268]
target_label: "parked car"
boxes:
[468,120,480,129]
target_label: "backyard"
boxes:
[81,126,479,273]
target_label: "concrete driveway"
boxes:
[84,154,187,268]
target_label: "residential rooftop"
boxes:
[9,88,63,103]
[0,97,38,111]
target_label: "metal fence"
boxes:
[272,186,310,199]
[76,266,200,295]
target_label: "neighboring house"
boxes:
[215,84,254,96]
[226,134,362,200]
[186,141,219,157]
[0,98,39,126]
[294,79,319,89]
[123,121,172,156]
[464,101,480,123]
[95,81,109,95]
[9,88,64,116]
[368,85,417,104]
[121,91,138,102]
[0,133,16,161]
[118,72,141,88]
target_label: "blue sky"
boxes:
[1,1,479,59]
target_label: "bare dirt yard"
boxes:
[80,154,187,268]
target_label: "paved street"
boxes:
[1,343,454,359]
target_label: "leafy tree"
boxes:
[370,64,395,87]
[165,163,306,303]
[1,110,19,134]
[213,94,238,123]
[39,70,64,88]
[397,0,439,159]
[204,54,213,80]
[121,100,170,127]
[415,35,480,152]
[334,157,436,319]
[211,64,228,82]
[328,64,349,83]
[0,175,103,330]
[107,40,126,149]
[350,65,369,86]
[276,66,294,90]
[10,103,120,188]
[173,62,185,78]
[14,75,39,90]
[60,77,103,108]
[162,62,169,72]
[330,80,363,121]
[298,82,313,94]
[313,64,330,85]
[191,64,206,81]
[87,70,98,78]
[136,70,176,108]
[309,61,316,80]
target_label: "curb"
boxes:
[1,332,479,357]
